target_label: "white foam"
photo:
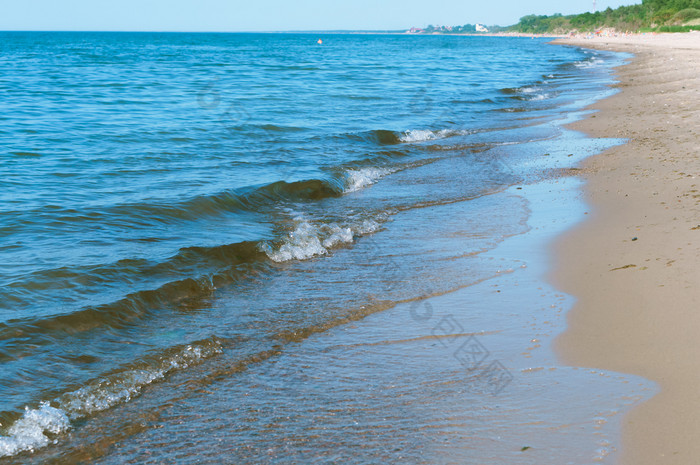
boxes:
[574,57,604,69]
[516,86,553,101]
[344,167,393,193]
[400,129,439,142]
[261,217,382,263]
[356,219,380,235]
[59,343,221,419]
[59,370,164,419]
[321,225,354,248]
[0,402,70,457]
[0,341,222,458]
[260,221,328,262]
[399,128,473,143]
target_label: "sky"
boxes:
[0,0,640,32]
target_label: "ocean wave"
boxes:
[0,402,70,458]
[343,167,394,193]
[346,128,472,146]
[0,165,396,347]
[5,164,399,237]
[3,178,347,234]
[5,152,413,345]
[342,129,402,145]
[0,242,266,355]
[574,57,604,69]
[499,85,555,102]
[0,337,222,458]
[399,128,472,143]
[260,217,380,262]
[58,338,222,418]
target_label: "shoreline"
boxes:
[1,34,686,462]
[1,37,655,463]
[551,34,700,463]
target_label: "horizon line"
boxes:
[0,27,513,34]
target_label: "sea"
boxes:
[0,32,654,463]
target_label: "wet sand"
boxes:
[551,33,700,464]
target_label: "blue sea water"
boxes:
[0,32,625,461]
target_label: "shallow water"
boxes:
[0,32,653,461]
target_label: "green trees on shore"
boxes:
[510,0,700,33]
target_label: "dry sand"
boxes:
[550,33,700,464]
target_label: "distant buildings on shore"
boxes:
[406,23,490,34]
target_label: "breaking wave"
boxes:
[260,217,381,262]
[0,337,223,458]
[343,166,395,193]
[499,85,555,102]
[399,128,473,143]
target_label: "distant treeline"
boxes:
[510,0,700,33]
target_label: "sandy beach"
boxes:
[551,33,700,464]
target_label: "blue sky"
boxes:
[1,0,640,32]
